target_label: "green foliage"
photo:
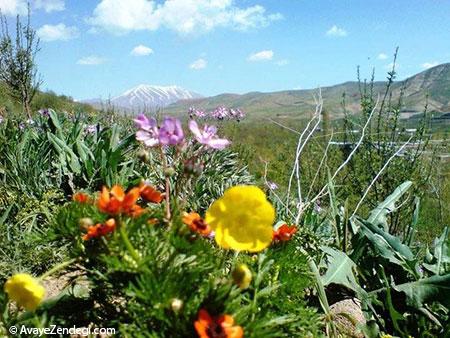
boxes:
[0,99,448,338]
[0,8,41,117]
[423,227,450,275]
[0,110,323,337]
[316,182,450,337]
[0,197,321,337]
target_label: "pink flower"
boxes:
[134,114,160,147]
[267,181,278,190]
[188,120,230,150]
[159,117,184,145]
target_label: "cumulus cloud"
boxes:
[0,0,27,15]
[77,56,107,65]
[190,58,207,70]
[0,0,65,15]
[247,50,274,62]
[88,0,282,35]
[34,0,65,12]
[37,24,78,42]
[326,25,347,37]
[377,53,388,60]
[422,61,439,69]
[131,45,154,56]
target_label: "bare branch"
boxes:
[308,94,380,207]
[350,136,413,218]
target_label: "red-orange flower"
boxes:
[73,192,90,203]
[272,224,297,242]
[183,212,211,236]
[147,218,159,225]
[129,204,146,218]
[194,309,243,338]
[139,183,164,203]
[97,185,140,216]
[82,218,116,241]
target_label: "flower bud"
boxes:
[183,158,204,176]
[137,149,150,163]
[170,298,183,312]
[232,264,252,290]
[78,217,94,230]
[164,167,176,177]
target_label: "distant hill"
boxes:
[83,85,203,111]
[0,82,93,114]
[167,63,450,119]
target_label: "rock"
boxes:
[42,269,87,299]
[329,298,366,338]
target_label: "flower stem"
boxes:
[39,258,77,280]
[159,147,172,221]
[119,220,141,264]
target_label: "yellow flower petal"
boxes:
[205,185,275,252]
[4,273,45,311]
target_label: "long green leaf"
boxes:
[392,274,450,308]
[367,181,412,231]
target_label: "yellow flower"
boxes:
[205,185,275,252]
[4,273,45,311]
[232,264,252,289]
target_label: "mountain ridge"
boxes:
[167,63,450,118]
[83,84,203,111]
[83,63,450,117]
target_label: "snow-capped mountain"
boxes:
[84,85,203,111]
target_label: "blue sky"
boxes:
[1,0,450,100]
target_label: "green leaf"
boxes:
[392,274,450,308]
[367,181,412,231]
[321,246,359,292]
[354,219,417,276]
[423,227,450,275]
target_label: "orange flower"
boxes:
[73,192,90,203]
[272,224,297,242]
[147,218,159,225]
[82,218,116,241]
[183,212,211,236]
[129,204,146,218]
[139,183,164,203]
[194,309,243,338]
[97,185,140,216]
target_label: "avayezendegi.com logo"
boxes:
[9,325,116,336]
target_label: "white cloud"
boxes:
[275,59,288,66]
[37,24,78,42]
[88,0,282,35]
[77,56,107,65]
[0,0,27,15]
[131,44,154,56]
[0,0,65,15]
[34,0,65,12]
[422,61,439,69]
[384,62,400,70]
[326,25,347,37]
[190,58,207,70]
[377,53,388,60]
[247,50,274,62]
